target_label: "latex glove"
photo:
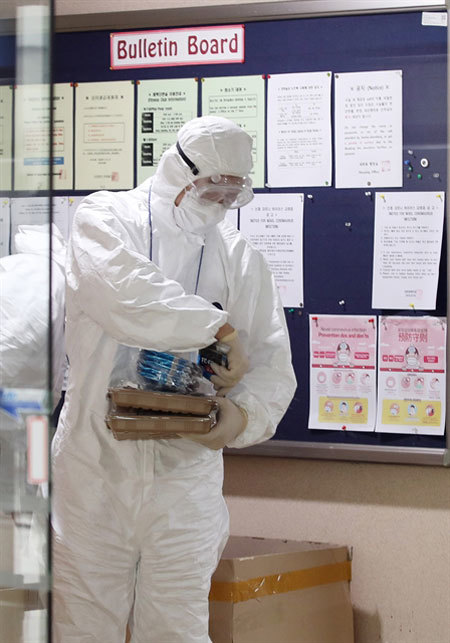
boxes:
[182,397,248,450]
[210,330,249,392]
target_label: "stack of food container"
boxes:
[106,388,218,441]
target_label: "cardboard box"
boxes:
[108,388,218,416]
[0,589,42,643]
[106,388,218,440]
[209,536,353,643]
[106,408,217,440]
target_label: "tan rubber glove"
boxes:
[210,329,249,393]
[182,397,248,450]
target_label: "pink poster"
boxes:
[376,316,446,435]
[308,315,377,432]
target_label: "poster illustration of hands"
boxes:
[308,315,377,432]
[376,316,446,435]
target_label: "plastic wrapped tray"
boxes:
[106,408,217,441]
[108,388,218,416]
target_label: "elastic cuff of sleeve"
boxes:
[221,329,238,344]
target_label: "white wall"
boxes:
[223,455,450,643]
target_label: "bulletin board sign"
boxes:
[45,3,449,464]
[110,25,245,70]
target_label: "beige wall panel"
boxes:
[224,456,450,643]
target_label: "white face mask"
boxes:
[173,190,227,234]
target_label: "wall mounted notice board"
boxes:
[51,7,448,464]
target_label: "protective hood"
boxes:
[151,116,253,202]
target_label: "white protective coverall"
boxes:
[0,223,66,406]
[52,116,297,643]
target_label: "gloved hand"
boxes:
[182,397,248,450]
[210,329,249,393]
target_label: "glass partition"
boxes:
[0,2,53,642]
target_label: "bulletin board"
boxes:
[49,7,448,464]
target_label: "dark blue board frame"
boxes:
[52,11,448,457]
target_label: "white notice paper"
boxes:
[14,84,51,191]
[75,81,134,190]
[10,197,69,250]
[0,86,13,191]
[52,83,74,190]
[137,78,197,184]
[372,191,445,310]
[14,84,73,191]
[335,70,403,188]
[0,198,10,257]
[239,193,303,308]
[421,12,447,27]
[11,197,49,253]
[202,75,265,188]
[267,72,332,188]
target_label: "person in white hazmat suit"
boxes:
[52,116,297,643]
[0,223,66,404]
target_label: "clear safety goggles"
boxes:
[192,174,254,210]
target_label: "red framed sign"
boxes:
[110,25,245,70]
